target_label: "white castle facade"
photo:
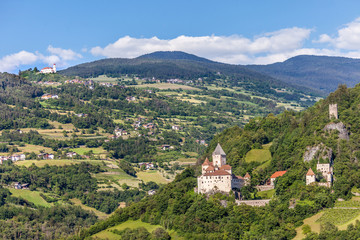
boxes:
[197,143,250,194]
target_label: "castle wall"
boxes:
[236,199,271,207]
[197,175,232,193]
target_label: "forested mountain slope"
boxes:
[59,51,316,96]
[248,55,360,95]
[77,84,360,239]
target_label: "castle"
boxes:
[306,162,333,187]
[197,143,250,194]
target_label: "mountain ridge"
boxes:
[248,54,360,95]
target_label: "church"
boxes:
[197,143,250,194]
[40,64,56,74]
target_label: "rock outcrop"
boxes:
[303,143,333,162]
[323,122,349,140]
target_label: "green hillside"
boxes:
[77,83,360,240]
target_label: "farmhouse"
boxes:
[197,143,250,194]
[270,170,287,186]
[40,64,56,74]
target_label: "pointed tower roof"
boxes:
[244,172,251,179]
[202,158,210,166]
[213,143,226,156]
[306,168,315,176]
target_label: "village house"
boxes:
[38,153,54,160]
[126,96,136,101]
[41,94,59,100]
[66,152,77,158]
[172,125,182,131]
[143,123,155,129]
[161,145,174,150]
[197,143,251,194]
[270,171,287,186]
[114,128,127,137]
[0,154,26,164]
[138,162,154,170]
[40,64,56,74]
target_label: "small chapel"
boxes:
[197,143,250,194]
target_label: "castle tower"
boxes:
[53,63,56,73]
[244,172,251,186]
[306,168,316,185]
[212,143,226,168]
[329,104,338,120]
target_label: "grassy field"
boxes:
[15,159,116,168]
[136,83,201,90]
[17,144,54,154]
[70,198,109,220]
[245,143,272,163]
[70,146,106,155]
[89,75,119,82]
[294,212,323,240]
[92,219,182,239]
[257,189,275,199]
[137,170,171,184]
[15,159,81,167]
[9,189,52,207]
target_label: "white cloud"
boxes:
[314,17,360,50]
[0,51,39,72]
[47,45,82,60]
[90,27,312,64]
[0,46,82,73]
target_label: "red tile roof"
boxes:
[306,168,315,176]
[233,175,244,179]
[205,165,215,171]
[203,170,231,176]
[244,172,251,178]
[202,158,211,166]
[220,164,232,170]
[270,170,287,179]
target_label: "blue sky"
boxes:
[1,0,360,72]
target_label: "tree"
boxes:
[151,228,170,240]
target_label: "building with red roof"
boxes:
[270,170,287,185]
[40,64,56,74]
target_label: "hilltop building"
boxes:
[197,143,250,194]
[40,64,56,74]
[306,163,333,187]
[329,104,338,119]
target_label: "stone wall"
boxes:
[236,199,271,207]
[256,185,274,191]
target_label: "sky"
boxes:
[1,0,360,72]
